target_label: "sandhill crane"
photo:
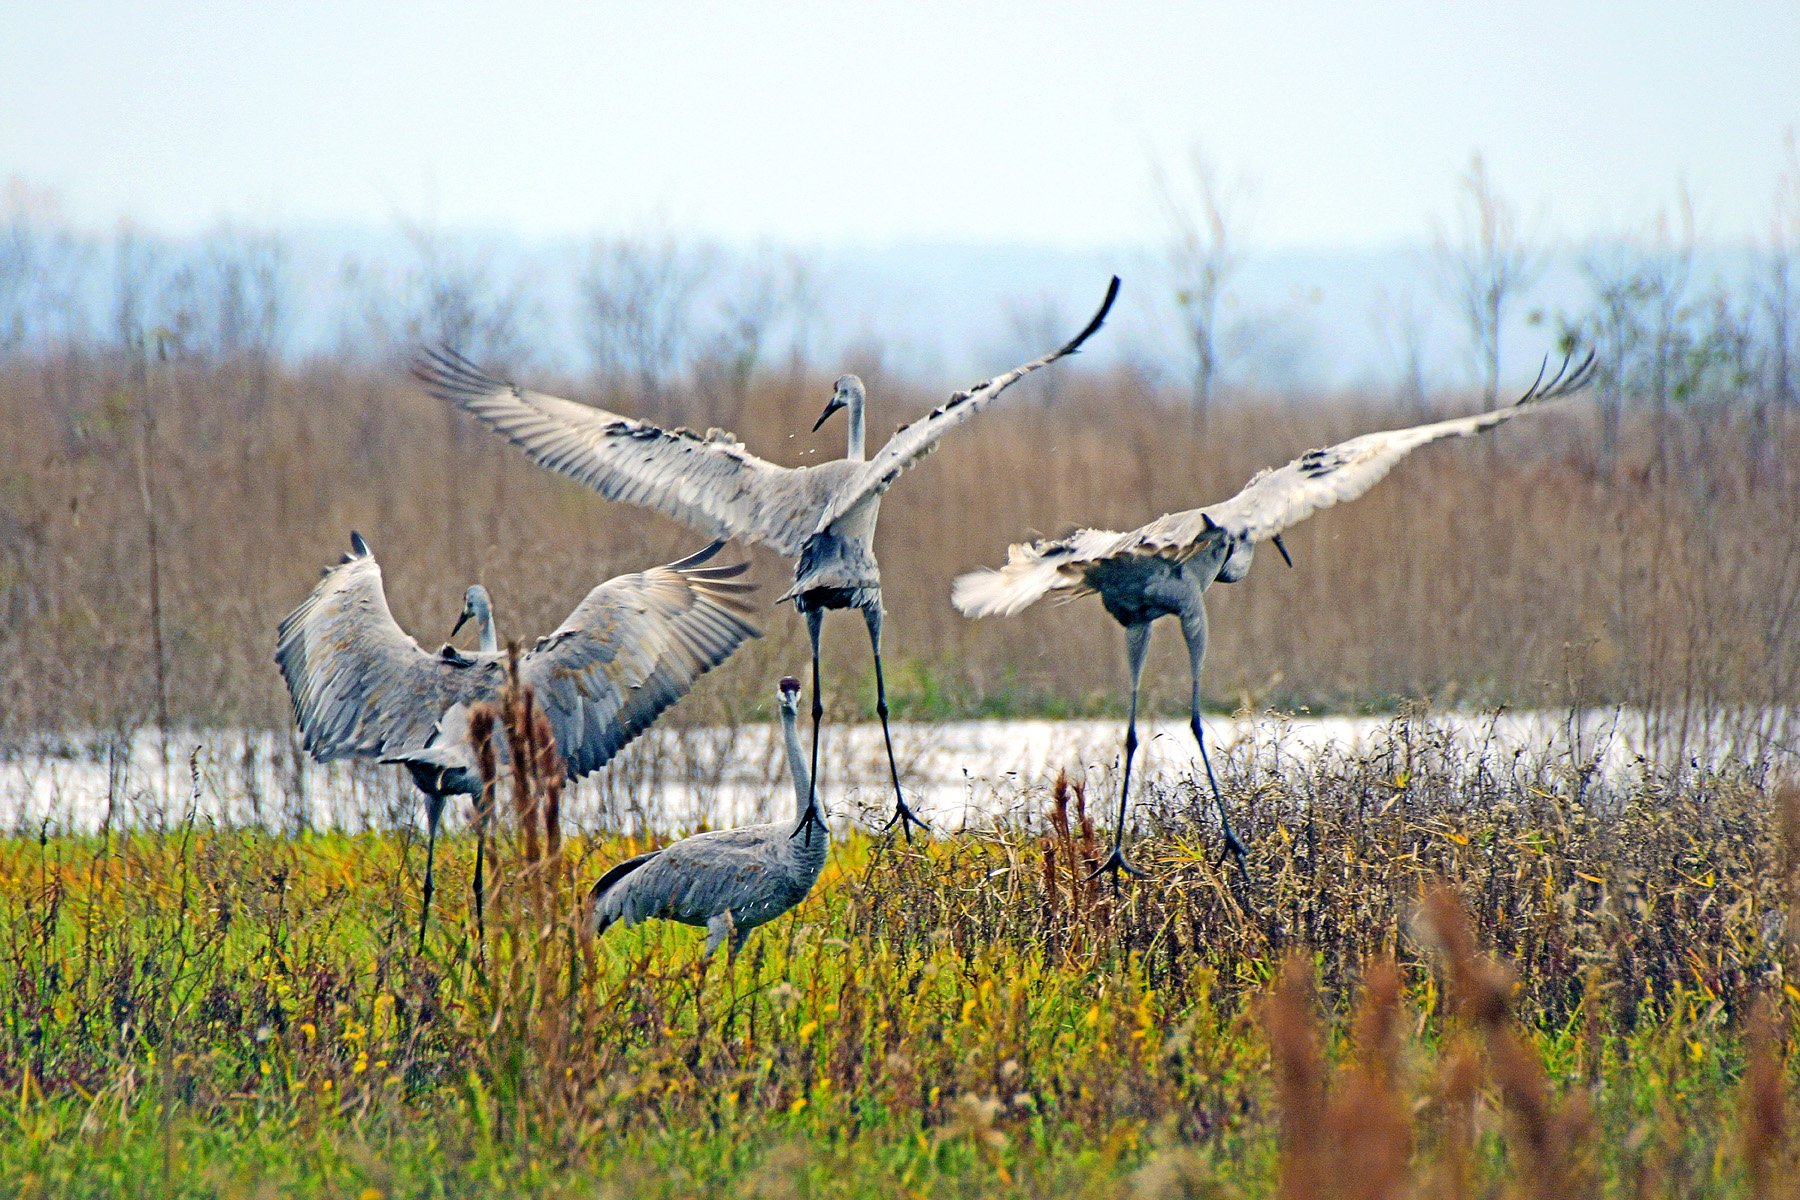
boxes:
[274,534,760,950]
[586,674,825,957]
[953,352,1596,881]
[414,276,1119,840]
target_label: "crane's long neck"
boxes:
[471,594,499,654]
[845,392,866,463]
[780,705,828,874]
[782,706,813,824]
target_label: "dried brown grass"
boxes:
[0,354,1795,767]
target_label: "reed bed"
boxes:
[1,355,1796,770]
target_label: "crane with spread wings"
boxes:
[415,277,1120,840]
[275,535,760,949]
[953,351,1596,882]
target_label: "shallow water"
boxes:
[0,707,1695,836]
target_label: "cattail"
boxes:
[1320,957,1412,1200]
[1741,996,1786,1200]
[470,703,499,807]
[533,705,564,872]
[1265,954,1329,1200]
[1418,883,1594,1199]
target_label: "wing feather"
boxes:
[519,540,763,777]
[951,351,1593,615]
[813,277,1120,533]
[414,348,824,556]
[274,534,499,760]
[1127,351,1595,557]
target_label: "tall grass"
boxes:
[0,752,1795,1195]
[1,353,1795,767]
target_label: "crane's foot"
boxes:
[1216,828,1253,890]
[788,808,828,842]
[881,796,930,842]
[1085,845,1148,885]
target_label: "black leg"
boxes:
[1090,623,1151,886]
[794,609,825,844]
[417,794,443,954]
[1192,712,1249,885]
[472,795,489,943]
[865,605,926,841]
[1183,607,1251,886]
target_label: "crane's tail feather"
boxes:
[584,850,662,936]
[950,545,1067,618]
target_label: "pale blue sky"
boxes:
[4,1,1797,248]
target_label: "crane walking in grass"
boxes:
[275,535,760,950]
[586,674,826,958]
[414,276,1119,841]
[952,351,1596,882]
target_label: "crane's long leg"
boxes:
[1183,608,1250,885]
[793,608,826,844]
[472,788,492,943]
[1090,622,1152,885]
[865,604,927,841]
[417,793,444,954]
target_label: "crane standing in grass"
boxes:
[414,276,1119,841]
[953,352,1596,881]
[587,675,825,957]
[274,535,760,950]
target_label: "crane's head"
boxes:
[813,374,864,432]
[777,675,802,714]
[452,584,492,638]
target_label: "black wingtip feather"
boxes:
[1057,275,1122,358]
[667,540,728,570]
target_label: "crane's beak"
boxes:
[450,610,471,638]
[1272,533,1294,568]
[812,396,845,433]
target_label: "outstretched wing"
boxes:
[811,277,1120,533]
[1123,351,1595,558]
[415,349,824,556]
[519,541,762,778]
[274,533,501,761]
[951,351,1593,618]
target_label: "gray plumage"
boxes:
[415,276,1120,838]
[953,351,1597,880]
[586,675,825,957]
[274,534,761,947]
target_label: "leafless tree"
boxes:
[1574,243,1648,471]
[1158,149,1250,434]
[396,222,531,368]
[1637,189,1698,472]
[0,207,30,360]
[692,247,811,428]
[1002,294,1074,407]
[1433,155,1543,407]
[579,231,716,415]
[1762,133,1799,417]
[1370,284,1434,421]
[197,227,288,416]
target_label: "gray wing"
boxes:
[274,533,503,761]
[590,824,782,928]
[1123,350,1595,558]
[518,541,761,778]
[951,351,1593,618]
[415,348,825,556]
[811,277,1119,533]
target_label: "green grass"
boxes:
[0,752,1796,1197]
